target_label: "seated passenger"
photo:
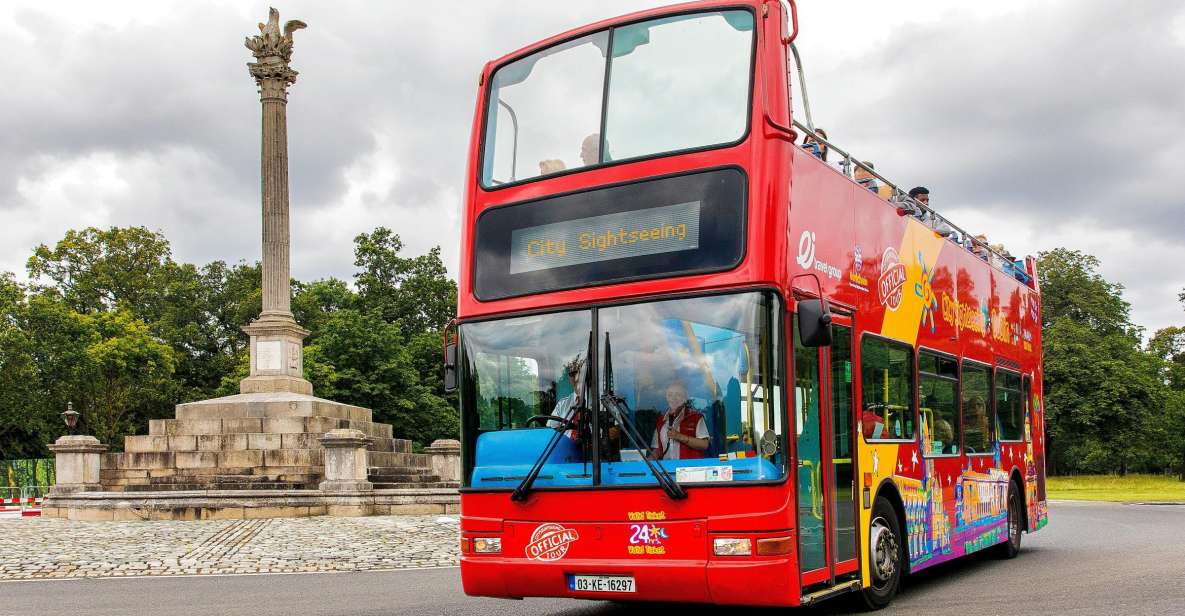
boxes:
[651,381,709,460]
[933,418,956,454]
[538,159,565,175]
[908,186,930,207]
[971,234,991,261]
[964,397,989,453]
[580,133,604,166]
[861,406,901,440]
[801,127,829,161]
[854,162,878,192]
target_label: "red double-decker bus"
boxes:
[447,0,1048,608]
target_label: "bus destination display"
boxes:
[473,167,746,300]
[509,201,701,274]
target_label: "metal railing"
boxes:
[1,486,47,515]
[778,0,1032,286]
[791,125,1031,285]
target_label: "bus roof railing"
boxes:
[791,119,1033,287]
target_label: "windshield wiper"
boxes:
[511,330,593,502]
[601,332,687,500]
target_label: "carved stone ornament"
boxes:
[245,7,307,86]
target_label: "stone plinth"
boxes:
[240,317,312,395]
[319,429,373,492]
[40,488,459,521]
[48,435,108,494]
[424,439,461,483]
[97,391,451,495]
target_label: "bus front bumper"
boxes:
[460,555,801,607]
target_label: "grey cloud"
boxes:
[2,1,1180,333]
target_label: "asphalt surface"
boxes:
[3,501,1183,616]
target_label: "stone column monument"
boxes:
[47,9,459,517]
[241,8,312,396]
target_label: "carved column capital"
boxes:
[244,7,306,99]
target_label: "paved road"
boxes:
[3,502,1182,616]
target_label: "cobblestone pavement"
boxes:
[0,515,459,580]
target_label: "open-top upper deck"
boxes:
[458,0,1038,333]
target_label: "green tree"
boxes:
[1037,248,1163,475]
[27,226,178,320]
[353,227,457,334]
[79,310,178,447]
[0,274,54,459]
[304,309,457,444]
[1148,291,1185,479]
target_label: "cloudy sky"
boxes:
[2,1,1182,333]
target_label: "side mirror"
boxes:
[798,299,833,347]
[443,342,458,392]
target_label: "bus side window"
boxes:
[859,336,915,441]
[960,363,992,454]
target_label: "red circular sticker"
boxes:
[525,523,580,561]
[878,247,906,311]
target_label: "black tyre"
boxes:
[995,480,1023,559]
[860,496,904,610]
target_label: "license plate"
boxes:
[569,574,636,593]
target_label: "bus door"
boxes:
[794,314,859,588]
[824,319,859,578]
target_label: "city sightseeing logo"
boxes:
[878,247,907,311]
[795,230,840,280]
[525,523,580,561]
[796,230,817,269]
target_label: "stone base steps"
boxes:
[372,481,460,490]
[367,464,452,491]
[148,416,394,440]
[175,397,373,423]
[124,433,413,454]
[41,488,460,521]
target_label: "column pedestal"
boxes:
[48,435,108,495]
[319,429,373,492]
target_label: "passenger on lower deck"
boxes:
[651,381,709,460]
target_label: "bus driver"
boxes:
[651,381,710,460]
[547,356,586,441]
[547,355,619,444]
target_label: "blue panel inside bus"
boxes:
[472,428,779,487]
[475,428,583,466]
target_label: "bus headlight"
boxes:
[472,537,502,554]
[712,537,752,556]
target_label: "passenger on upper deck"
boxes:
[855,161,878,192]
[971,234,991,261]
[855,162,893,199]
[801,127,829,161]
[908,186,930,206]
[651,381,709,460]
[580,133,603,166]
[537,134,607,177]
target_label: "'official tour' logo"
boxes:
[526,523,580,561]
[878,247,907,311]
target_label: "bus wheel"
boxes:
[995,481,1023,559]
[861,497,903,610]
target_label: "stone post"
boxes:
[240,8,313,396]
[47,435,108,494]
[424,439,461,483]
[319,429,373,492]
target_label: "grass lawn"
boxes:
[1046,474,1185,502]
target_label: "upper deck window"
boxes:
[481,9,755,188]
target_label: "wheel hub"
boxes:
[869,517,898,584]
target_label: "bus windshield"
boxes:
[481,9,755,187]
[460,291,785,490]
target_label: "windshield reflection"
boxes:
[460,292,784,490]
